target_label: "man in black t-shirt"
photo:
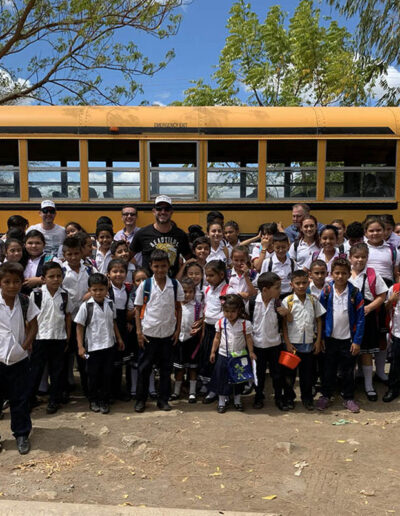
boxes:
[130,195,192,277]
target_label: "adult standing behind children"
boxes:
[130,195,192,277]
[114,205,142,266]
[27,200,66,256]
[285,204,324,243]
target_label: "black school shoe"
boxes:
[202,394,217,404]
[275,399,290,411]
[217,405,227,414]
[302,399,314,411]
[46,402,59,415]
[135,400,145,413]
[365,390,378,402]
[253,399,264,409]
[100,403,110,414]
[285,399,295,410]
[383,390,399,403]
[89,401,100,413]
[157,400,172,411]
[16,436,30,455]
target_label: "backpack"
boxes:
[218,317,253,384]
[204,283,229,299]
[247,295,283,332]
[85,299,114,328]
[322,283,359,306]
[140,277,178,319]
[361,268,377,299]
[108,283,133,310]
[267,257,295,274]
[18,293,30,323]
[284,293,315,314]
[36,254,54,277]
[33,289,68,314]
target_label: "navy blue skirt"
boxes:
[211,354,243,396]
[198,323,216,383]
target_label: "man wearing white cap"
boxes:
[130,195,191,276]
[27,200,66,256]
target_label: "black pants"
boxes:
[136,335,173,403]
[322,338,356,400]
[62,322,88,395]
[87,347,114,404]
[29,339,66,404]
[0,358,31,438]
[388,335,400,392]
[254,345,286,402]
[284,350,314,402]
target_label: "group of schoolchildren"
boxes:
[2,199,400,456]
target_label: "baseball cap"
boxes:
[41,200,56,210]
[154,195,172,206]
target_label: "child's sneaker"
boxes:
[343,399,359,413]
[188,394,196,404]
[89,401,100,413]
[316,396,329,411]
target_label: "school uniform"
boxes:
[319,282,365,400]
[251,245,274,263]
[252,294,286,404]
[289,240,320,268]
[206,244,228,264]
[134,277,184,403]
[227,269,257,296]
[74,297,117,405]
[211,318,253,396]
[349,268,387,354]
[224,240,240,258]
[22,253,53,295]
[366,240,399,285]
[95,249,112,275]
[282,294,326,402]
[260,253,298,296]
[28,286,71,405]
[304,249,344,281]
[173,300,203,370]
[0,292,39,438]
[198,281,228,385]
[385,285,400,393]
[309,281,325,299]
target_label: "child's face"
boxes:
[133,271,148,288]
[262,281,281,300]
[97,231,113,250]
[150,259,169,280]
[348,236,363,247]
[384,223,393,240]
[44,267,63,291]
[183,284,195,303]
[273,241,289,260]
[89,284,108,303]
[365,222,384,245]
[81,238,93,258]
[332,223,345,241]
[310,265,327,287]
[231,251,247,273]
[64,247,82,268]
[301,219,317,239]
[113,245,130,262]
[332,265,350,287]
[320,230,337,252]
[205,268,225,287]
[108,264,127,287]
[261,232,273,247]
[350,251,368,273]
[395,224,400,236]
[208,224,223,244]
[0,273,22,298]
[187,265,202,286]
[224,226,239,245]
[25,237,44,258]
[194,243,210,262]
[66,224,79,237]
[291,276,309,296]
[6,243,22,263]
[224,307,239,324]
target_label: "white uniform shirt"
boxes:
[62,262,89,317]
[260,253,298,294]
[110,284,134,311]
[309,281,325,299]
[251,245,274,262]
[349,268,388,302]
[30,285,71,340]
[252,294,281,349]
[227,270,251,295]
[331,286,351,340]
[95,249,112,274]
[304,249,342,281]
[24,254,45,278]
[388,286,400,338]
[282,294,326,345]
[179,300,203,342]
[289,240,320,268]
[134,277,184,338]
[0,292,40,365]
[216,317,253,357]
[204,281,228,324]
[206,243,228,264]
[74,297,116,352]
[27,223,66,256]
[366,241,399,281]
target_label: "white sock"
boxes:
[189,380,197,395]
[375,350,389,380]
[149,371,156,393]
[218,395,226,406]
[234,394,241,404]
[174,381,182,396]
[207,390,216,398]
[362,365,374,393]
[130,368,138,395]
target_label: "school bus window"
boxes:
[266,140,317,199]
[207,140,258,200]
[0,139,19,199]
[148,141,198,200]
[28,140,80,199]
[325,140,396,199]
[88,140,140,200]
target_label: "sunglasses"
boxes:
[155,206,172,212]
[122,212,137,217]
[41,208,56,214]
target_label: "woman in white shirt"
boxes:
[289,215,320,268]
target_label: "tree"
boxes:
[0,0,183,105]
[179,0,383,107]
[328,0,400,105]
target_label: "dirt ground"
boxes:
[1,379,400,516]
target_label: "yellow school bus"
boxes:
[0,105,399,232]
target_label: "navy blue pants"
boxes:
[136,335,173,403]
[29,339,66,404]
[388,335,400,392]
[87,347,115,404]
[254,345,287,402]
[0,358,32,437]
[284,350,314,402]
[322,338,356,400]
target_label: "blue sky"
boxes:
[134,0,358,106]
